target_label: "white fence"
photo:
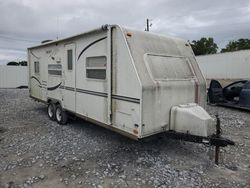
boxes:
[196,50,250,80]
[0,66,28,88]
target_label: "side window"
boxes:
[243,82,250,89]
[34,61,39,74]
[48,64,62,76]
[86,56,107,80]
[227,82,245,90]
[67,49,73,70]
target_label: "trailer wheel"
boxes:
[47,103,56,120]
[55,104,68,125]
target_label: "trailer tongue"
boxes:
[167,103,234,164]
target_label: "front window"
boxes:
[146,54,194,80]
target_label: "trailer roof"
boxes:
[28,24,186,50]
[28,25,110,50]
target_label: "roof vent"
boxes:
[41,40,53,44]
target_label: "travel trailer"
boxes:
[28,25,233,158]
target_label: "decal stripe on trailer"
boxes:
[59,86,140,104]
[77,36,107,60]
[31,76,42,85]
[47,82,62,91]
[31,76,61,91]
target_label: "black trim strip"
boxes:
[65,86,75,91]
[59,86,75,91]
[112,95,140,104]
[77,37,107,60]
[76,88,107,97]
[47,82,62,91]
[59,86,140,104]
[31,76,42,85]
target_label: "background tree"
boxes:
[190,37,218,56]
[221,38,250,53]
[6,61,27,66]
[19,61,27,66]
[7,61,19,66]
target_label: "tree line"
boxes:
[7,61,27,66]
[190,38,250,56]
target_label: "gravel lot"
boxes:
[0,89,249,188]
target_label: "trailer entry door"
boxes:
[63,43,76,112]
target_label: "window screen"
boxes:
[146,55,194,80]
[34,61,39,73]
[67,49,73,70]
[48,64,62,75]
[86,56,107,79]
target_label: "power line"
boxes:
[0,47,27,53]
[0,35,40,43]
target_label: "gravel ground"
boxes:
[0,89,249,188]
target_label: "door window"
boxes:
[34,61,39,74]
[67,49,73,70]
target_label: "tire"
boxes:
[47,103,56,120]
[55,104,68,125]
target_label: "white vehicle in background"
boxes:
[28,25,234,163]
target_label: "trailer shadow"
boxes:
[36,105,211,173]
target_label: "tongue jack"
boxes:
[215,114,221,165]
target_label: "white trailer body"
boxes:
[28,25,214,140]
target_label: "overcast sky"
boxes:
[0,0,250,64]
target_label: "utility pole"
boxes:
[145,18,152,32]
[146,19,149,32]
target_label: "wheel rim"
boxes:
[56,108,62,122]
[48,104,53,118]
